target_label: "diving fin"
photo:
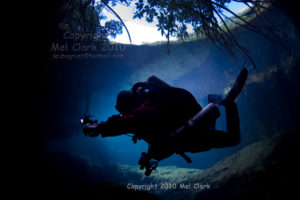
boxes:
[222,67,248,105]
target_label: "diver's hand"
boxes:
[83,124,99,137]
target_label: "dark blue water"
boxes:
[43,53,243,169]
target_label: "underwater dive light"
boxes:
[80,115,97,125]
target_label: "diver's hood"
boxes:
[116,90,139,114]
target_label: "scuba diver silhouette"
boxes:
[82,68,248,176]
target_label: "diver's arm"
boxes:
[83,114,137,137]
[83,101,158,137]
[99,114,137,137]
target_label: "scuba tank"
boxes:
[188,103,220,127]
[172,102,220,137]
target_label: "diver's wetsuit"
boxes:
[97,86,241,161]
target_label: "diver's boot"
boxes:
[222,68,248,105]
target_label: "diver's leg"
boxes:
[212,102,240,148]
[207,69,247,148]
[225,102,240,145]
